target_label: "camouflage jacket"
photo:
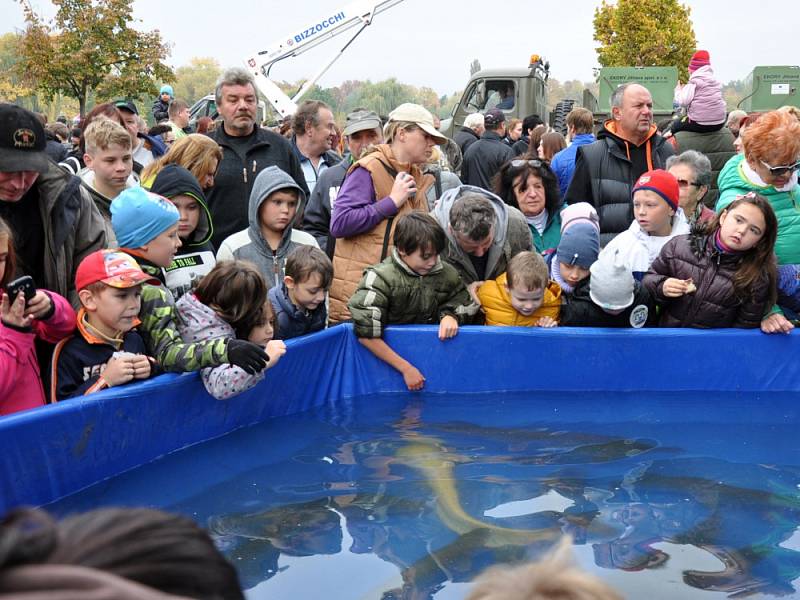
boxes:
[137,259,229,372]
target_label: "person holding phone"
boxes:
[329,103,447,323]
[0,216,76,415]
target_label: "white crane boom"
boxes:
[243,0,405,118]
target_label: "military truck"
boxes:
[439,55,552,139]
[440,61,680,140]
[738,66,800,111]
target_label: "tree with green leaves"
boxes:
[173,57,222,105]
[16,0,174,117]
[593,0,696,80]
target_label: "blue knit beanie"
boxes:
[111,186,179,249]
[557,222,600,269]
[160,84,174,97]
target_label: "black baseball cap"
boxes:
[0,104,49,174]
[114,100,139,115]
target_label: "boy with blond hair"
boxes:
[466,536,622,600]
[80,117,135,222]
[476,251,561,327]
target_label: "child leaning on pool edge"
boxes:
[348,212,478,391]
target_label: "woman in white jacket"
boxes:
[600,169,689,280]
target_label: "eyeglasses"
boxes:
[675,178,701,188]
[510,159,543,168]
[760,159,800,177]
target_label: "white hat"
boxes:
[388,103,447,144]
[589,249,635,311]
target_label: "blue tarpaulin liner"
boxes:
[0,325,798,513]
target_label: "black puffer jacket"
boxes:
[152,98,170,123]
[642,231,772,328]
[564,122,674,246]
[560,277,656,328]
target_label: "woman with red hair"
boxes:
[716,110,800,333]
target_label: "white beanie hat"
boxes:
[589,249,635,311]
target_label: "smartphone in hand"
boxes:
[6,276,36,305]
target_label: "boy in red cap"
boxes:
[599,169,689,280]
[671,49,727,135]
[51,249,160,400]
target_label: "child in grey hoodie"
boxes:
[216,166,318,290]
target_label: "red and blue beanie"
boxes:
[689,50,710,73]
[632,169,680,212]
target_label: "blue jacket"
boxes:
[268,281,327,340]
[550,133,595,198]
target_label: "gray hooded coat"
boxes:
[432,185,533,285]
[216,166,318,290]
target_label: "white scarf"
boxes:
[526,209,549,235]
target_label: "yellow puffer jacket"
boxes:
[478,274,561,326]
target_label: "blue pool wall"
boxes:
[1,325,798,513]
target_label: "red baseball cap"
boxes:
[75,250,160,291]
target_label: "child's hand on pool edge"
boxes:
[438,315,458,340]
[265,340,287,368]
[401,364,425,391]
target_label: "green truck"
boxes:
[739,66,800,111]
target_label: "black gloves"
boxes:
[227,339,269,375]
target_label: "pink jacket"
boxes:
[0,292,76,416]
[675,66,727,125]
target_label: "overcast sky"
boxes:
[2,0,795,95]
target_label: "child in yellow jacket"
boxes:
[477,251,561,327]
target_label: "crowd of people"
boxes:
[1,44,799,600]
[2,49,800,412]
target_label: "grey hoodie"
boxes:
[216,166,319,289]
[432,184,533,284]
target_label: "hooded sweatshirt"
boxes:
[149,165,216,300]
[432,185,534,284]
[599,209,690,280]
[175,292,265,400]
[216,166,318,290]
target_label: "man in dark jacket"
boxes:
[291,100,342,197]
[303,109,383,256]
[453,113,484,157]
[206,68,308,250]
[0,104,109,307]
[461,109,514,192]
[565,83,674,246]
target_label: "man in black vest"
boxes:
[565,83,674,246]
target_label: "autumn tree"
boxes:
[16,0,174,116]
[593,0,696,80]
[173,57,222,105]
[0,33,32,103]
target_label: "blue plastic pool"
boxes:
[2,325,800,598]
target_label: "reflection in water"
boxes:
[191,397,800,599]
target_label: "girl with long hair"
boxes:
[643,192,778,329]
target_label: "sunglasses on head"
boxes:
[760,159,800,177]
[510,159,544,169]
